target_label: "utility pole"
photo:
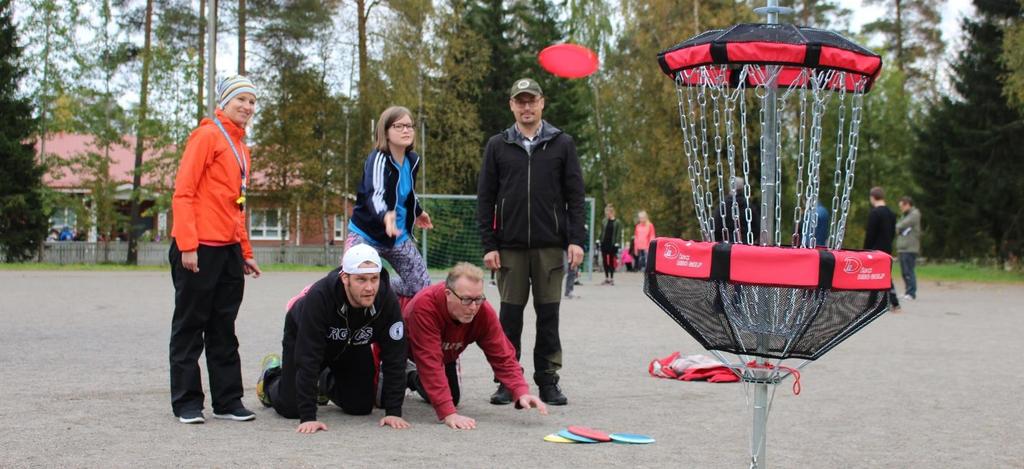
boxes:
[206,0,217,116]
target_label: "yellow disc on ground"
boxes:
[544,433,577,443]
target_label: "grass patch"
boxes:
[3,261,1020,284]
[0,263,166,271]
[0,263,454,277]
[906,263,1024,284]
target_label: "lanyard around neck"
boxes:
[212,117,248,197]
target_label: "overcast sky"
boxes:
[841,0,976,52]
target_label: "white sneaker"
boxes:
[178,410,205,424]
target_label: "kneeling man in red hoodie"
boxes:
[404,262,548,429]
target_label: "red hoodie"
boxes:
[171,109,253,259]
[404,283,529,420]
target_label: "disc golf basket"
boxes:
[643,3,889,468]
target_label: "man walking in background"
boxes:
[896,196,922,300]
[477,78,586,406]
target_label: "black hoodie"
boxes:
[284,267,406,422]
[477,121,587,253]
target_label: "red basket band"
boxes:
[650,238,890,290]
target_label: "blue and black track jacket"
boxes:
[350,149,423,247]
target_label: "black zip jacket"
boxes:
[350,149,423,247]
[284,267,406,422]
[476,121,586,253]
[864,205,897,253]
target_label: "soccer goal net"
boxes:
[417,194,596,280]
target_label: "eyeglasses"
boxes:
[391,123,416,131]
[448,288,486,306]
[512,98,540,108]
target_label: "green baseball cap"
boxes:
[509,78,543,98]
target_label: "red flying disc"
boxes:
[538,43,599,78]
[567,425,612,442]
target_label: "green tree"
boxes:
[566,0,615,203]
[422,0,488,194]
[144,0,202,227]
[784,0,852,30]
[126,0,155,264]
[19,0,83,162]
[598,0,749,237]
[911,0,1024,264]
[1000,0,1024,111]
[510,0,589,148]
[862,0,944,98]
[248,0,344,248]
[467,0,516,137]
[0,0,47,261]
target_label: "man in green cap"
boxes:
[476,78,586,406]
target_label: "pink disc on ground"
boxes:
[567,425,612,442]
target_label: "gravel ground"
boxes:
[1,269,1021,468]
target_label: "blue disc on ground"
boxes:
[558,429,599,443]
[610,433,655,444]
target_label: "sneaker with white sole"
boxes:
[178,409,205,424]
[213,407,255,421]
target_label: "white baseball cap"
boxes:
[342,244,382,274]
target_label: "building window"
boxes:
[334,214,347,240]
[250,208,288,240]
[50,207,77,230]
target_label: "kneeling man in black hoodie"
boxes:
[256,244,410,433]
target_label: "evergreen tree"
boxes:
[912,0,1024,263]
[0,0,48,261]
[510,0,589,144]
[424,0,488,194]
[467,0,515,137]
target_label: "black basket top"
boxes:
[657,23,883,92]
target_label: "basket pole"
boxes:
[752,1,781,467]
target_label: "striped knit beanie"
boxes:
[217,75,258,109]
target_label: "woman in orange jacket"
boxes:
[168,75,262,424]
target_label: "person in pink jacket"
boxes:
[633,210,656,272]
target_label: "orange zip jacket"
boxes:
[171,109,253,259]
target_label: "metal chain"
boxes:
[676,72,710,240]
[834,76,868,249]
[674,66,871,250]
[724,73,742,244]
[757,67,770,246]
[739,67,755,245]
[829,73,848,249]
[697,71,716,240]
[773,77,785,246]
[711,74,729,242]
[792,70,809,247]
[805,69,832,248]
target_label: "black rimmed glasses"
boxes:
[448,288,486,306]
[391,123,416,131]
